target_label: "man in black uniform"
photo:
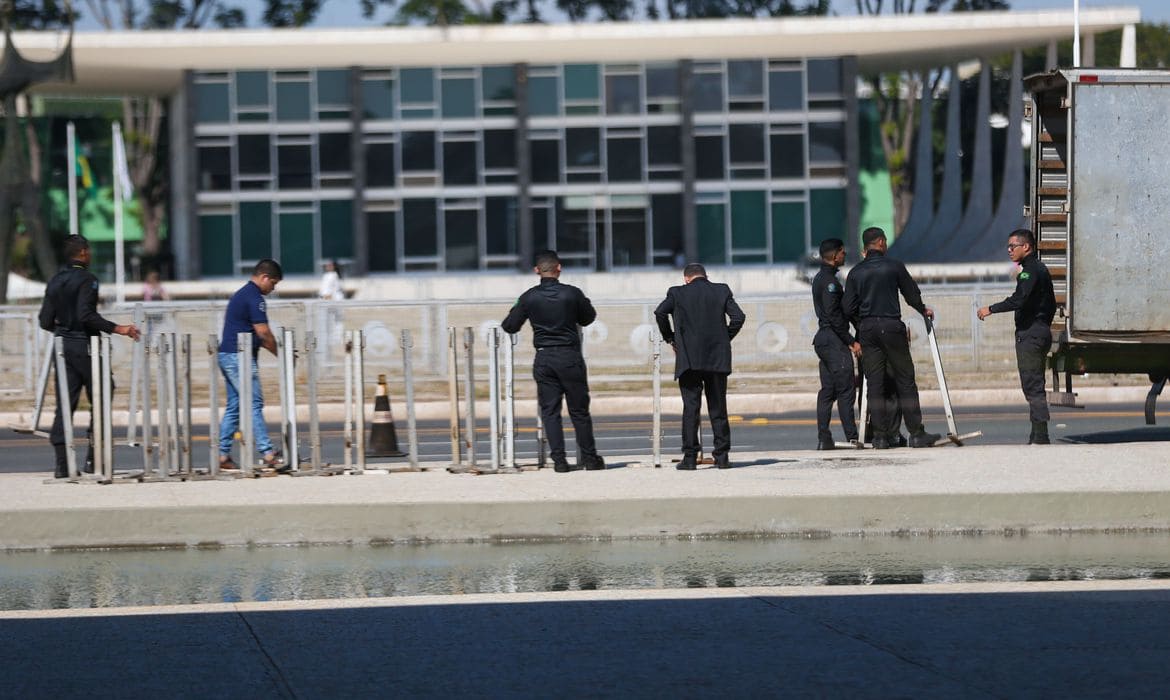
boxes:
[811,238,860,450]
[843,227,940,449]
[38,235,141,478]
[655,263,746,470]
[502,250,605,473]
[978,228,1057,444]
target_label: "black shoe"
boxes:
[1029,421,1050,445]
[714,455,731,469]
[816,439,835,451]
[909,430,941,448]
[553,458,573,473]
[676,454,697,470]
[583,454,606,471]
[871,435,892,450]
[53,445,70,478]
[895,434,908,448]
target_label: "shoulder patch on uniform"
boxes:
[92,281,98,290]
[1018,272,1031,280]
[827,283,837,292]
[258,300,266,312]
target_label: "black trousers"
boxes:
[814,330,857,441]
[533,347,597,461]
[679,370,730,459]
[858,317,924,436]
[1016,323,1053,423]
[49,337,94,448]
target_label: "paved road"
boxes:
[3,402,1167,473]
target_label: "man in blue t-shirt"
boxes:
[217,259,284,471]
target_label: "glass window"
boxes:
[237,134,270,175]
[770,133,805,178]
[768,71,803,111]
[400,68,434,103]
[809,122,845,162]
[401,131,436,171]
[651,194,682,259]
[441,78,476,118]
[528,76,558,116]
[484,129,515,169]
[605,74,641,115]
[362,78,394,119]
[729,124,765,165]
[481,66,514,102]
[403,199,438,256]
[277,145,312,189]
[807,59,842,95]
[321,200,353,259]
[486,197,517,255]
[731,191,766,249]
[199,214,234,276]
[564,64,599,101]
[366,210,397,272]
[771,201,806,262]
[197,146,231,190]
[646,64,679,99]
[236,71,269,108]
[607,137,642,182]
[810,189,845,245]
[691,72,723,113]
[443,141,477,185]
[611,205,647,267]
[319,133,352,173]
[566,128,600,168]
[277,212,314,274]
[697,203,726,264]
[556,198,593,255]
[240,202,272,260]
[317,69,350,105]
[195,83,230,123]
[727,60,763,98]
[445,209,479,270]
[647,126,680,166]
[366,142,396,187]
[530,139,559,183]
[695,135,724,180]
[530,204,551,252]
[276,81,310,121]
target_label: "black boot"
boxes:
[53,445,70,479]
[83,446,95,474]
[1029,421,1050,445]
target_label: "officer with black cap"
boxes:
[38,235,141,478]
[843,227,940,449]
[811,237,860,450]
[502,250,605,473]
[978,228,1057,444]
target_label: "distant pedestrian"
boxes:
[217,259,286,472]
[654,263,746,470]
[978,228,1056,444]
[142,271,168,301]
[811,238,860,450]
[38,235,141,478]
[502,250,605,473]
[318,259,344,301]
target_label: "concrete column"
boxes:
[842,55,859,251]
[179,70,199,280]
[349,66,368,276]
[678,59,697,264]
[515,63,532,270]
[1046,41,1058,71]
[1121,24,1137,68]
[1082,32,1096,68]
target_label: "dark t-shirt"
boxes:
[218,281,268,355]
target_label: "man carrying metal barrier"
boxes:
[501,250,605,473]
[654,263,745,470]
[810,238,861,450]
[38,235,141,478]
[217,259,287,472]
[977,228,1057,445]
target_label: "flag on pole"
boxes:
[112,125,134,202]
[74,144,96,194]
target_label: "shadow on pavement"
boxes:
[1060,426,1170,444]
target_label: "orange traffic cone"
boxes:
[369,374,407,457]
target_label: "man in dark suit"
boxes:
[654,264,746,470]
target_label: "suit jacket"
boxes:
[654,277,746,379]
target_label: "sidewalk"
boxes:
[2,442,1168,550]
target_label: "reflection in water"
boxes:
[0,533,1168,611]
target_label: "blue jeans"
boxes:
[218,352,274,457]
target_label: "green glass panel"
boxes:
[362,78,394,119]
[563,64,599,101]
[195,83,230,123]
[316,69,350,105]
[237,112,270,122]
[239,202,272,260]
[771,201,806,263]
[320,200,354,259]
[400,107,435,119]
[235,71,269,108]
[696,204,726,264]
[810,188,845,247]
[481,66,514,102]
[483,106,515,117]
[441,78,476,118]
[276,82,310,121]
[731,191,766,249]
[528,76,558,116]
[199,215,234,276]
[279,212,314,274]
[400,68,434,103]
[565,105,599,116]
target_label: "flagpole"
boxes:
[1073,0,1081,68]
[112,122,127,305]
[66,121,78,238]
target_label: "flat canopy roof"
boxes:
[3,6,1141,95]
